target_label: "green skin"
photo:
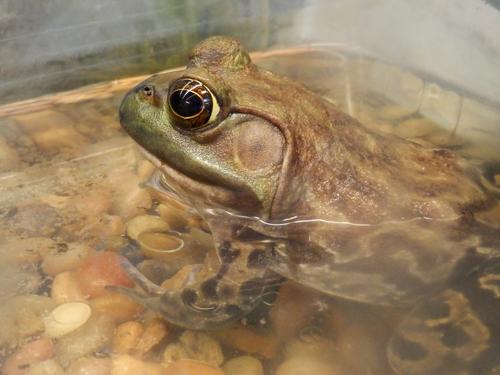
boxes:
[119,37,500,374]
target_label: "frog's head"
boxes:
[119,36,299,219]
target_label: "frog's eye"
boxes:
[167,78,220,130]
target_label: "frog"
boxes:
[118,36,500,374]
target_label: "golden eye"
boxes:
[168,78,220,130]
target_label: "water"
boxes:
[0,46,499,374]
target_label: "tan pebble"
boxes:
[111,174,152,219]
[111,354,165,375]
[85,215,126,248]
[55,314,116,367]
[0,295,55,347]
[39,194,70,209]
[90,293,144,323]
[157,204,190,231]
[126,215,169,241]
[189,227,214,249]
[284,334,336,360]
[213,325,278,359]
[0,136,20,172]
[164,359,224,375]
[24,359,65,375]
[0,264,42,303]
[11,203,61,237]
[160,265,198,291]
[222,356,264,375]
[138,232,185,262]
[163,331,223,367]
[71,190,112,219]
[379,104,415,120]
[113,321,144,355]
[269,282,321,339]
[0,237,56,266]
[66,357,112,375]
[2,338,55,375]
[43,302,92,338]
[495,174,500,187]
[42,242,91,276]
[51,271,86,304]
[137,159,156,180]
[136,318,169,356]
[395,117,438,138]
[276,356,341,375]
[30,126,88,155]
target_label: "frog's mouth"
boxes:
[137,145,262,215]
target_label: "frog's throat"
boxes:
[121,241,281,330]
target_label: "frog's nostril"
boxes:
[141,84,154,97]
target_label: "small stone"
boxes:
[111,355,165,375]
[51,271,86,304]
[395,117,438,139]
[276,356,341,375]
[113,321,144,355]
[164,359,225,375]
[136,318,169,356]
[222,356,264,375]
[163,331,223,367]
[66,357,112,375]
[213,324,278,359]
[25,359,65,375]
[379,104,415,121]
[0,237,56,266]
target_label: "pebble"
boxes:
[222,356,264,375]
[394,117,438,138]
[55,313,116,367]
[44,302,92,338]
[66,357,112,375]
[0,237,56,266]
[0,264,42,303]
[50,271,86,304]
[136,318,169,356]
[24,359,65,375]
[110,173,152,219]
[213,325,278,359]
[0,295,55,347]
[276,356,341,375]
[111,355,165,375]
[41,242,91,276]
[90,293,144,323]
[2,338,54,375]
[9,203,61,237]
[163,331,224,367]
[378,104,415,120]
[269,282,321,339]
[164,359,225,375]
[0,136,21,172]
[113,321,144,355]
[126,214,169,242]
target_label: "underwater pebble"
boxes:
[378,104,415,120]
[43,302,92,338]
[55,313,115,367]
[276,356,341,375]
[113,321,144,355]
[50,271,86,304]
[0,136,21,172]
[110,355,165,375]
[136,318,169,356]
[126,214,169,242]
[164,359,225,375]
[10,203,61,237]
[0,237,55,266]
[394,117,437,138]
[137,159,156,180]
[66,356,112,375]
[24,359,65,375]
[214,325,279,359]
[90,293,144,323]
[283,334,336,361]
[157,203,191,231]
[41,242,91,277]
[138,231,185,261]
[2,338,54,375]
[269,282,321,339]
[137,259,176,285]
[70,190,112,219]
[76,251,134,298]
[0,264,42,303]
[222,355,264,375]
[111,173,152,219]
[0,295,55,348]
[163,331,223,367]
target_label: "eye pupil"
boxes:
[169,90,204,118]
[168,78,217,130]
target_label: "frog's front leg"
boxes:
[120,224,282,329]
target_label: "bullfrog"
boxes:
[118,36,499,374]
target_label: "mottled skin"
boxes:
[119,37,499,374]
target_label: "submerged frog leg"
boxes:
[388,257,500,375]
